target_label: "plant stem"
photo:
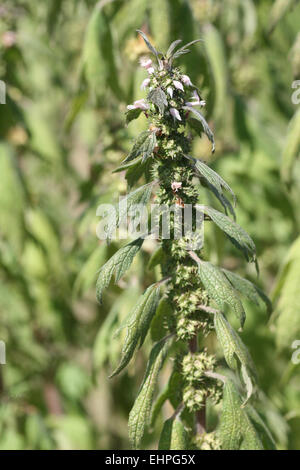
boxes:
[196,407,206,435]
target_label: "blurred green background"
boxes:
[0,0,300,450]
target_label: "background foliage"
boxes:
[0,0,300,450]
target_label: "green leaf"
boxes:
[273,236,300,349]
[203,206,256,263]
[185,155,236,213]
[150,297,171,341]
[148,88,168,115]
[126,158,152,188]
[96,237,143,303]
[82,5,122,98]
[128,337,172,449]
[183,106,215,152]
[104,182,153,239]
[166,40,183,59]
[158,417,188,450]
[93,289,140,371]
[244,404,276,450]
[124,131,156,164]
[214,313,256,403]
[112,156,142,173]
[219,380,263,450]
[73,244,107,297]
[126,107,143,125]
[222,269,272,315]
[110,283,161,377]
[203,25,227,121]
[268,0,298,34]
[136,30,161,58]
[196,260,246,327]
[171,39,203,62]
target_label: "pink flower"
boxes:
[185,90,206,107]
[141,78,151,90]
[173,80,184,91]
[181,75,192,86]
[167,87,173,98]
[139,57,152,69]
[127,99,149,111]
[170,108,182,121]
[147,67,155,74]
[171,182,182,192]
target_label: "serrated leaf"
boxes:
[219,380,263,450]
[196,260,246,327]
[129,337,172,449]
[222,269,272,315]
[104,182,153,239]
[185,155,236,213]
[214,313,256,403]
[110,283,161,377]
[126,158,152,188]
[124,131,156,164]
[96,237,143,303]
[126,107,143,125]
[148,88,168,115]
[158,417,188,450]
[183,106,215,152]
[203,206,256,263]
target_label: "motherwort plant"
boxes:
[96,32,274,450]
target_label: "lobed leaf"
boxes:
[124,131,156,164]
[96,237,143,303]
[128,337,172,449]
[110,283,161,378]
[148,88,168,115]
[203,206,256,263]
